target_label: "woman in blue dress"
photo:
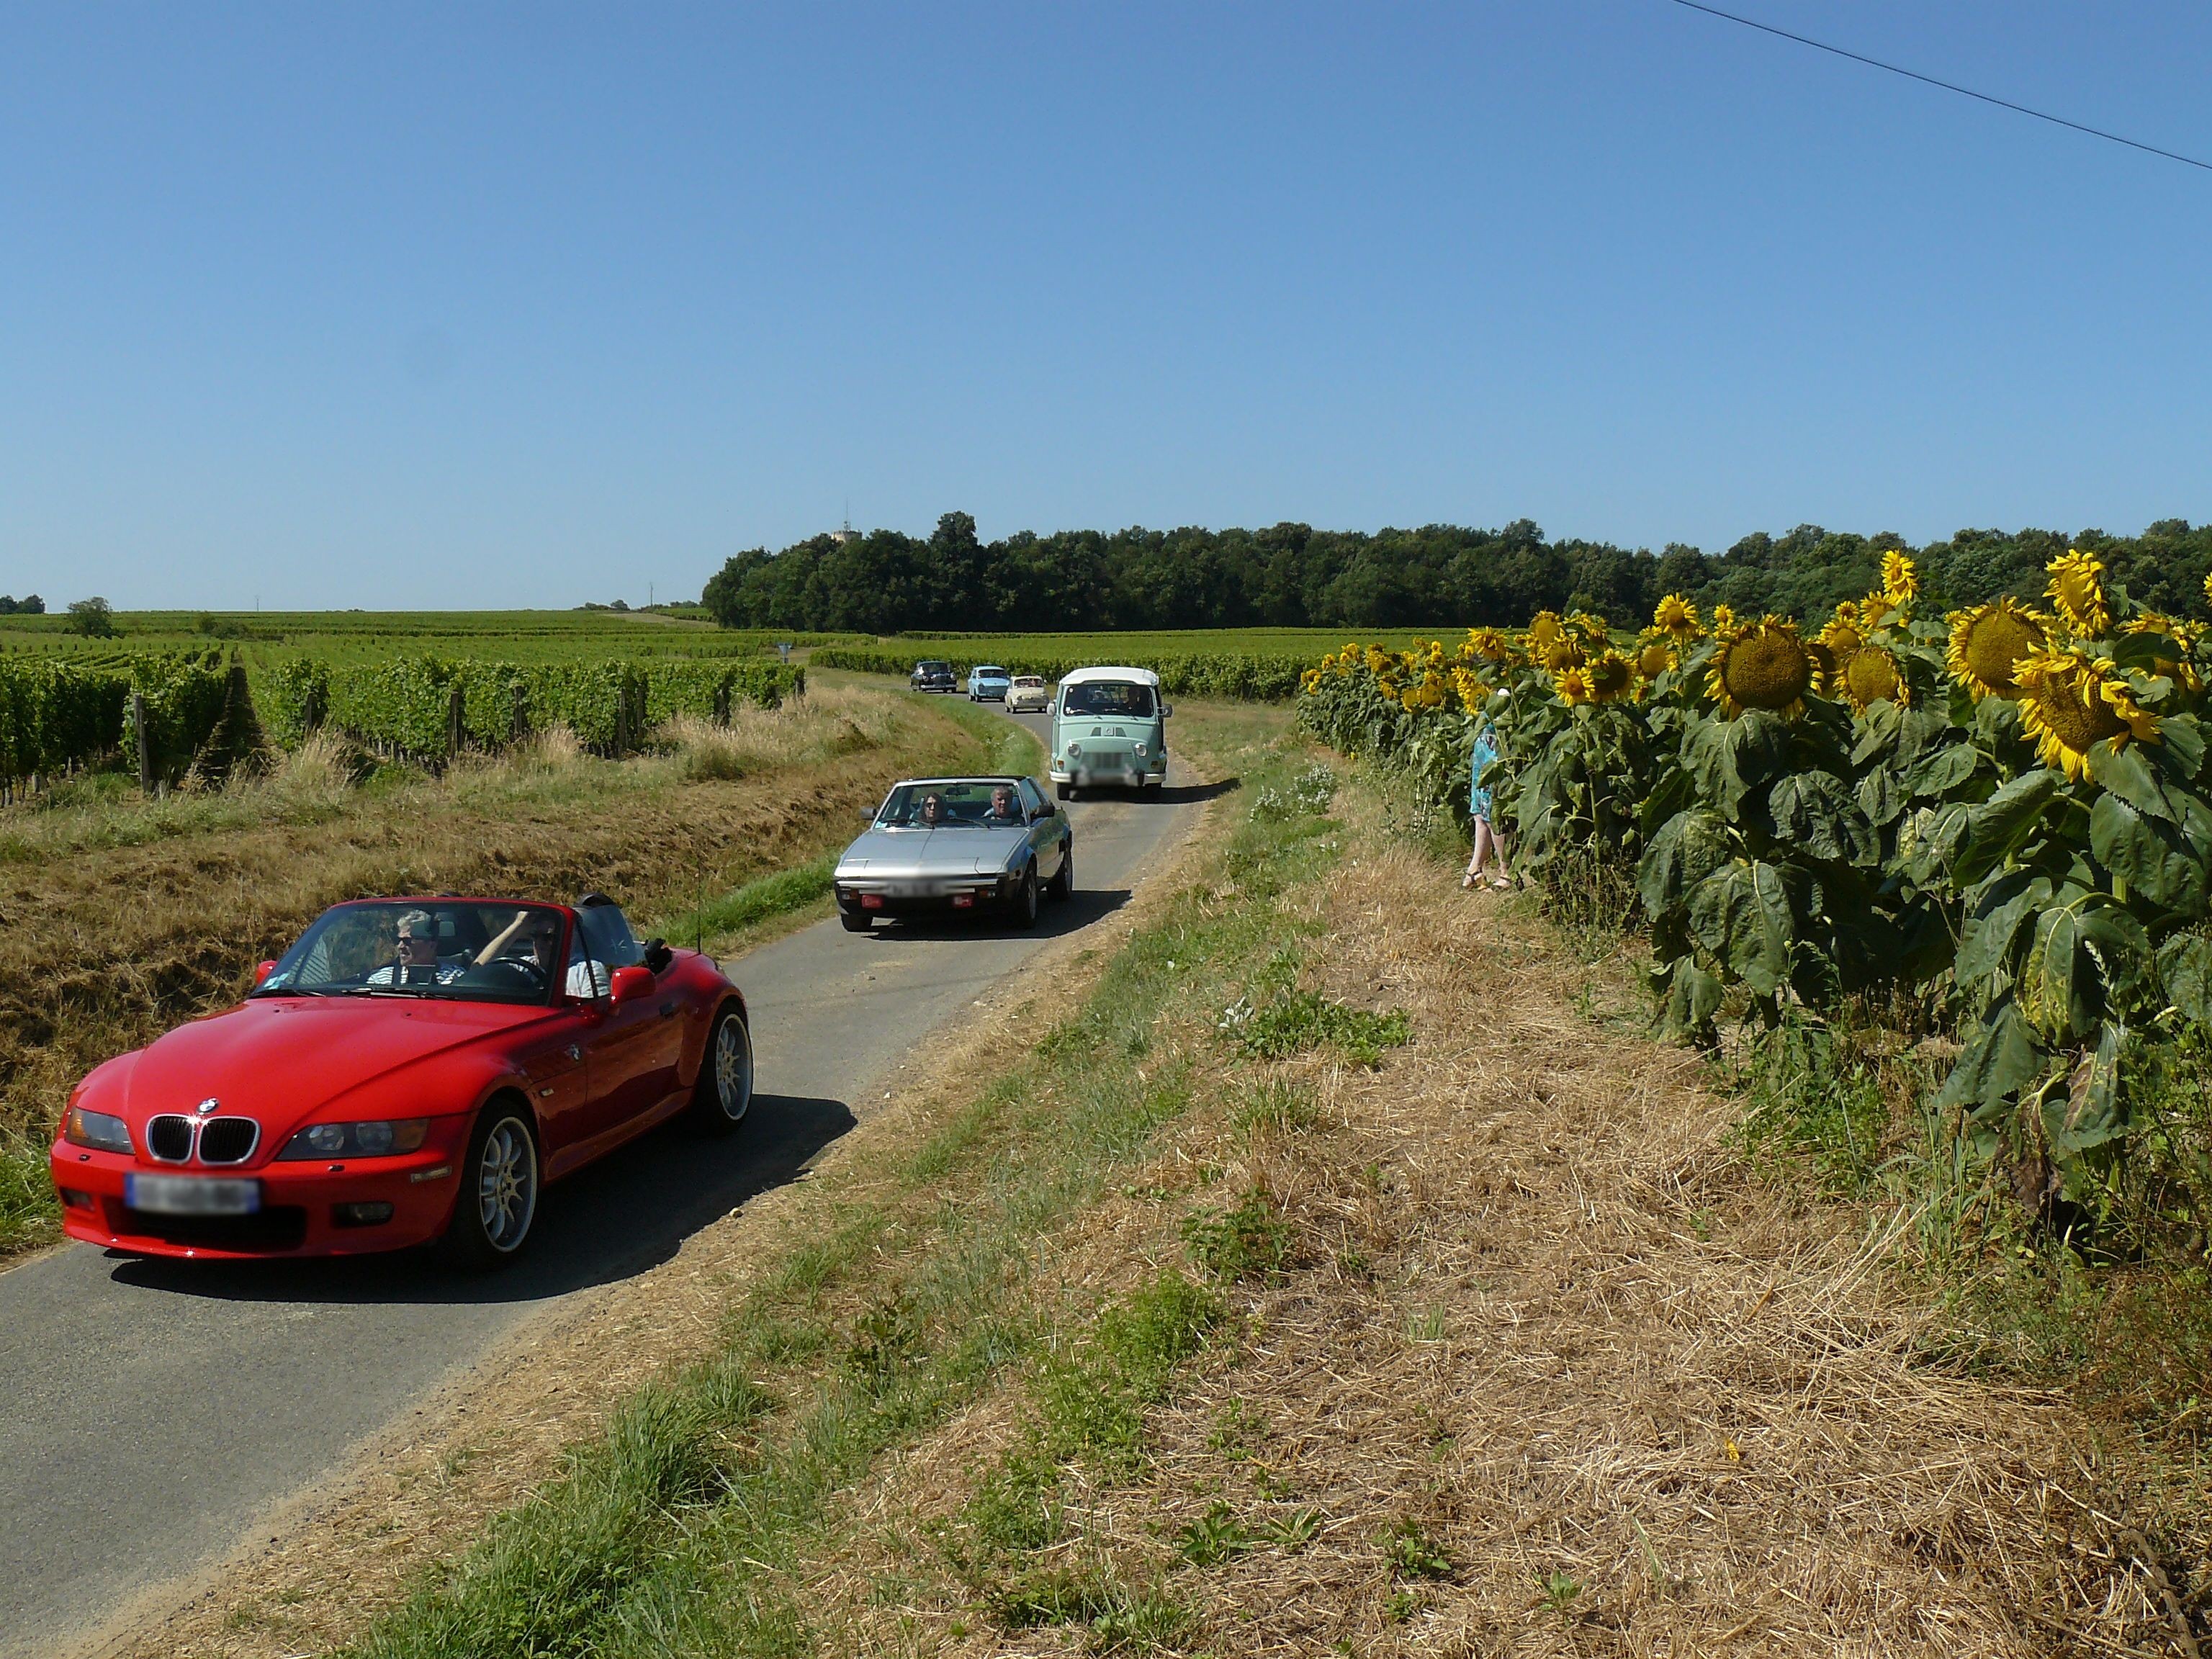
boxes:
[1462,716,1511,889]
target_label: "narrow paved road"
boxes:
[0,709,1208,1659]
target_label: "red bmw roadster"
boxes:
[49,894,753,1267]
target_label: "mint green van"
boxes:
[1048,666,1170,799]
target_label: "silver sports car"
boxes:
[834,775,1074,932]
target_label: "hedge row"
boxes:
[261,657,804,761]
[809,646,1301,701]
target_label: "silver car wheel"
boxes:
[713,1013,754,1123]
[477,1116,538,1253]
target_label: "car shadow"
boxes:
[102,1092,856,1307]
[1060,776,1239,806]
[859,885,1131,943]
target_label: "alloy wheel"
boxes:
[477,1116,538,1253]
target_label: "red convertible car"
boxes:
[49,894,753,1267]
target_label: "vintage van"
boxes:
[1048,666,1170,799]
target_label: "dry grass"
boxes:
[814,814,2190,1655]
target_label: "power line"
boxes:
[1668,0,2212,174]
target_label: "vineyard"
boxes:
[1297,550,2212,1226]
[0,624,804,792]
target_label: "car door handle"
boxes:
[565,1043,582,1061]
[659,1002,678,1018]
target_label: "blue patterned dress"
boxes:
[1469,723,1498,822]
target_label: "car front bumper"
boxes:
[49,1118,474,1259]
[1050,752,1166,788]
[835,872,1021,920]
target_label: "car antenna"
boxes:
[696,858,705,953]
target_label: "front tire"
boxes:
[1055,781,1072,801]
[1010,866,1040,929]
[1047,841,1074,901]
[687,1004,754,1134]
[439,1103,539,1271]
[840,909,873,932]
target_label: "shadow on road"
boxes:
[103,1092,856,1308]
[853,885,1130,943]
[1063,777,1239,806]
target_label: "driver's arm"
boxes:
[474,910,530,966]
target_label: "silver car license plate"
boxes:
[125,1174,261,1215]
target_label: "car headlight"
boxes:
[1066,742,1082,757]
[1134,742,1149,757]
[276,1118,431,1159]
[63,1106,133,1154]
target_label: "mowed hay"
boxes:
[827,839,2178,1656]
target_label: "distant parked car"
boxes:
[835,775,1074,932]
[1004,674,1051,714]
[966,664,1012,701]
[910,660,955,693]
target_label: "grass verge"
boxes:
[338,704,1328,1659]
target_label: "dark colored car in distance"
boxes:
[909,660,955,693]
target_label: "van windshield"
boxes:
[1061,682,1156,718]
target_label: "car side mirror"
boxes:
[1162,703,1174,717]
[609,965,655,1007]
[641,938,673,973]
[1035,800,1056,818]
[253,960,276,986]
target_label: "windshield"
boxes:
[1061,681,1156,718]
[874,781,1025,828]
[254,900,570,1005]
[917,661,950,673]
[1012,677,1043,687]
[974,665,1007,677]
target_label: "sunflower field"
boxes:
[1298,549,2212,1200]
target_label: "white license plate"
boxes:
[126,1174,261,1215]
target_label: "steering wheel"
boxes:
[461,956,546,992]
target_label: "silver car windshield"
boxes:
[875,782,1024,827]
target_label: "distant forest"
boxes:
[701,512,2212,634]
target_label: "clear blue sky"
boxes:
[2,1,2207,611]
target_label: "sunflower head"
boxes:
[1817,613,1866,658]
[1299,667,1321,695]
[1554,663,1596,706]
[1709,603,1737,636]
[1881,550,1918,606]
[2046,549,2112,638]
[1568,610,1609,646]
[1858,592,1897,629]
[1450,665,1491,711]
[2123,613,2203,691]
[1588,650,1637,702]
[1653,593,1701,641]
[1837,645,1910,713]
[1464,626,1511,663]
[1706,615,1816,719]
[1635,635,1677,680]
[1945,599,2048,700]
[1540,635,1588,673]
[1528,611,1565,648]
[1401,672,1450,711]
[2015,647,2159,782]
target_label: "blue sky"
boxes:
[1,1,2207,610]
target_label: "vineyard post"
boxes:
[446,681,464,763]
[131,692,154,796]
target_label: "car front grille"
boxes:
[146,1115,194,1163]
[197,1118,259,1165]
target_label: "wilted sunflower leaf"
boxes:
[1768,770,1878,864]
[2157,932,2212,1025]
[1637,809,1733,918]
[2049,1023,2126,1158]
[1936,1000,2046,1112]
[1686,860,1794,995]
[2022,908,2100,1043]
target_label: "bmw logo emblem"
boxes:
[196,1097,220,1116]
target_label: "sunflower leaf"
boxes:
[1954,771,2062,887]
[2085,742,2175,822]
[1637,809,1733,917]
[1856,765,1905,828]
[1768,770,1878,865]
[2088,792,2206,917]
[1956,871,2051,989]
[2048,1022,2127,1159]
[2077,901,2152,1006]
[1686,860,1794,996]
[2156,932,2212,1025]
[1936,999,2046,1112]
[2023,908,2100,1043]
[1656,956,1723,1038]
[1904,741,1982,799]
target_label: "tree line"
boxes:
[701,513,2212,634]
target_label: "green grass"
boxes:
[0,1138,58,1259]
[341,709,1339,1659]
[848,626,1464,660]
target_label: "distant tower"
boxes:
[830,511,857,546]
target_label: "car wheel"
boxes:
[1010,865,1040,929]
[1055,781,1072,801]
[840,909,873,932]
[1143,780,1162,796]
[1048,841,1074,901]
[688,1004,753,1134]
[439,1103,539,1270]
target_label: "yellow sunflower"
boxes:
[1709,603,1737,636]
[1635,634,1677,680]
[1587,650,1637,702]
[1554,663,1596,705]
[1464,626,1512,662]
[1836,645,1910,712]
[1881,549,1918,605]
[1528,611,1565,648]
[1945,598,2049,700]
[2046,549,2111,638]
[1568,610,1610,645]
[1817,612,1866,659]
[1401,673,1449,711]
[1364,646,1392,676]
[2014,647,2160,782]
[1450,665,1491,711]
[1653,593,1701,642]
[1706,615,1817,719]
[2124,613,2203,692]
[1299,667,1322,695]
[1858,591,1897,629]
[1806,639,1837,691]
[1539,635,1588,673]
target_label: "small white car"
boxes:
[1004,674,1051,714]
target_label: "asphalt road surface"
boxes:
[0,707,1210,1659]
